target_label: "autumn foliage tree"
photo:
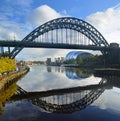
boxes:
[0,57,16,73]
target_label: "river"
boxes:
[0,65,120,121]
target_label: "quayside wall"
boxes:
[0,67,29,92]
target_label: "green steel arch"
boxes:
[10,17,109,58]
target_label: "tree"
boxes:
[77,57,83,65]
[0,57,16,73]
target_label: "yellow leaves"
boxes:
[0,57,16,73]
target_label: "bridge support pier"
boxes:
[105,43,120,67]
[8,47,11,56]
[0,47,11,57]
[0,47,4,56]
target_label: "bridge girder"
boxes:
[10,17,109,58]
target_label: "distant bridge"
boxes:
[1,17,118,58]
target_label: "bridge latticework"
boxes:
[9,17,109,58]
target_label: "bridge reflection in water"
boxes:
[6,76,119,114]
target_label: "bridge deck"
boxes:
[0,40,120,51]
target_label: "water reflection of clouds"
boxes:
[2,100,43,121]
[17,66,120,114]
[17,66,101,92]
[92,87,120,114]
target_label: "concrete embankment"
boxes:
[94,68,120,77]
[0,67,29,92]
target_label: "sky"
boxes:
[0,0,120,61]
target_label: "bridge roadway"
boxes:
[0,40,120,51]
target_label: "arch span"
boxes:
[10,17,109,58]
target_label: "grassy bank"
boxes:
[0,68,29,92]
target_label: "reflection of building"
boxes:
[65,68,91,79]
[46,66,91,79]
[46,66,65,73]
[47,66,52,72]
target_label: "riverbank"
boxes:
[0,67,29,92]
[94,68,120,77]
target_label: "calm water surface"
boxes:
[0,66,120,121]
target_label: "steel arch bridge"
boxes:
[8,17,109,58]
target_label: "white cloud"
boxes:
[0,27,18,40]
[86,6,120,44]
[0,0,34,40]
[28,5,62,26]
